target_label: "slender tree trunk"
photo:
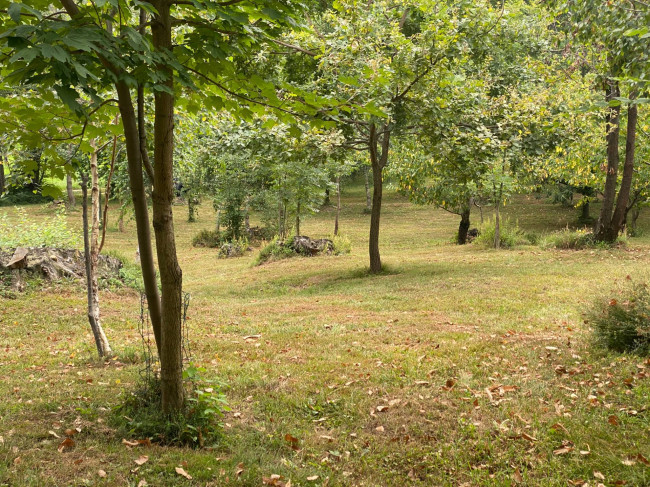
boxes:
[215,207,221,234]
[152,1,184,413]
[457,205,471,245]
[188,193,196,222]
[494,200,501,249]
[368,124,390,273]
[0,154,5,195]
[610,98,638,235]
[324,187,330,206]
[115,81,163,357]
[81,172,111,359]
[334,176,341,235]
[66,173,75,208]
[244,198,250,235]
[364,166,372,212]
[295,200,301,236]
[595,81,621,242]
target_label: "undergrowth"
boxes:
[587,280,650,355]
[111,364,229,447]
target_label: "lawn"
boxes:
[0,185,649,486]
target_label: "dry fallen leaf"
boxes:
[122,439,139,447]
[376,405,389,412]
[134,455,149,466]
[98,470,107,478]
[58,437,75,453]
[137,480,148,487]
[513,467,523,483]
[236,462,244,477]
[175,467,192,479]
[375,426,385,432]
[284,434,299,450]
[594,471,605,480]
[307,475,319,481]
[608,415,620,426]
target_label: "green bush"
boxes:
[255,237,296,265]
[192,229,222,248]
[0,207,80,249]
[474,218,528,249]
[112,364,229,447]
[102,250,144,291]
[332,234,352,255]
[0,188,53,207]
[217,237,249,259]
[587,281,650,355]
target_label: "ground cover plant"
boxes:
[1,189,649,486]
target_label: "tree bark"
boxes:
[295,200,301,236]
[610,98,638,235]
[594,81,621,242]
[494,199,501,249]
[152,0,184,414]
[364,165,372,212]
[81,172,111,359]
[580,200,590,221]
[368,123,390,273]
[66,173,75,208]
[115,81,163,358]
[334,176,341,236]
[457,205,470,245]
[0,153,5,195]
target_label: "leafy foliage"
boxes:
[588,281,650,356]
[474,218,529,249]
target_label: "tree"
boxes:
[557,0,649,242]
[1,0,303,413]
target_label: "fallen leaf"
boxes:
[513,467,523,483]
[636,454,650,465]
[58,437,75,453]
[284,434,299,450]
[122,439,139,447]
[307,475,319,481]
[134,455,149,466]
[608,415,620,426]
[175,467,192,480]
[376,405,389,412]
[137,480,148,487]
[236,462,244,477]
[622,459,636,466]
[98,470,107,478]
[48,430,60,439]
[594,471,605,480]
[375,426,384,432]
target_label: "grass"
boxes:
[1,186,649,486]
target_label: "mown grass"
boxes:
[1,185,649,486]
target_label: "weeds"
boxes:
[0,207,80,249]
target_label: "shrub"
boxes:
[540,228,595,250]
[112,364,229,447]
[587,280,650,355]
[0,207,80,249]
[102,250,144,291]
[255,237,295,265]
[217,237,249,259]
[474,218,528,249]
[0,187,53,207]
[332,234,352,255]
[192,229,222,248]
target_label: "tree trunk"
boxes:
[66,173,75,208]
[334,176,341,236]
[494,200,501,249]
[115,81,163,357]
[215,207,221,234]
[610,98,638,236]
[324,187,330,206]
[188,193,197,222]
[368,124,390,273]
[457,206,470,245]
[244,198,250,235]
[580,200,590,221]
[364,165,372,212]
[152,0,184,414]
[81,172,111,359]
[295,200,301,236]
[595,81,621,242]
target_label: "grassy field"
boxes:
[1,184,649,486]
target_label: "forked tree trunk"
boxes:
[81,172,111,359]
[368,123,390,273]
[152,0,184,413]
[66,173,75,208]
[457,205,470,245]
[595,81,621,242]
[334,176,341,236]
[611,98,638,235]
